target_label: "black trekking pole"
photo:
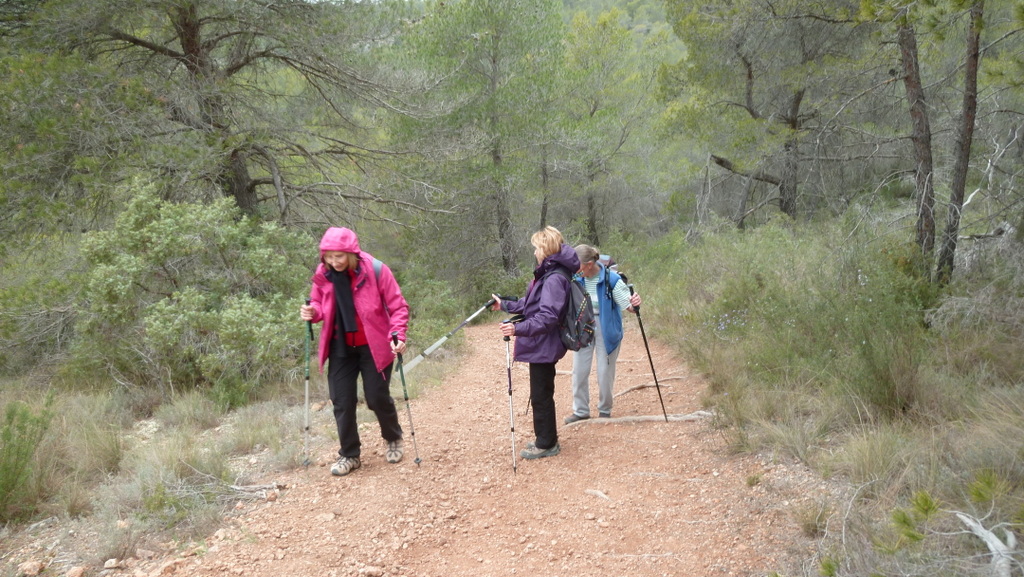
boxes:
[303,299,313,466]
[502,319,517,474]
[392,332,422,466]
[628,284,669,422]
[401,297,497,374]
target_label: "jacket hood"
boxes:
[537,243,581,276]
[319,227,360,255]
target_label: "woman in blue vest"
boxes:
[564,244,641,423]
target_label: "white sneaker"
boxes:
[330,456,361,476]
[385,440,404,464]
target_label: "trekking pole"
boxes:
[502,320,517,474]
[303,299,313,466]
[392,332,422,466]
[628,284,669,422]
[401,297,497,374]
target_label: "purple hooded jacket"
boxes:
[500,243,581,364]
[307,227,410,374]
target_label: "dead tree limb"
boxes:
[564,411,713,426]
[614,378,686,397]
[954,512,1017,577]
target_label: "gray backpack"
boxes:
[544,268,596,351]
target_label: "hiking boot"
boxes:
[330,456,361,477]
[599,412,611,418]
[385,439,404,464]
[520,442,561,460]
[563,414,589,424]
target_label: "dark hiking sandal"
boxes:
[563,414,589,424]
[385,439,404,464]
[331,456,361,476]
[520,442,561,460]
[598,412,611,418]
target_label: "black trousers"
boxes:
[327,343,402,458]
[529,362,558,450]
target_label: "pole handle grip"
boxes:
[391,331,403,362]
[502,318,516,342]
[626,284,640,314]
[304,299,314,338]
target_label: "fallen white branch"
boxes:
[955,512,1017,577]
[564,411,713,426]
[228,483,285,494]
[585,489,610,500]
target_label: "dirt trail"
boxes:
[9,320,829,577]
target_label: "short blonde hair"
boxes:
[531,226,564,260]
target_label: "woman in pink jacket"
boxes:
[300,227,410,477]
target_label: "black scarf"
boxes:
[326,267,358,339]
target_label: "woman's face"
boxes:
[323,251,350,271]
[533,245,545,264]
[578,259,599,278]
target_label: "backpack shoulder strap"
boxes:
[603,265,613,301]
[371,257,389,315]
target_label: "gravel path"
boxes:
[7,320,831,577]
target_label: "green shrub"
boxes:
[0,396,54,522]
[70,189,310,399]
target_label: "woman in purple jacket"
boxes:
[491,226,580,460]
[300,227,410,477]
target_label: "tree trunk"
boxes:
[936,1,983,285]
[778,89,804,218]
[496,184,517,275]
[539,145,549,229]
[172,2,257,216]
[898,24,936,262]
[734,175,754,230]
[582,160,600,246]
[223,150,257,215]
[696,159,711,228]
[779,139,799,218]
[492,143,518,276]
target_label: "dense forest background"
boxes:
[3,0,1024,575]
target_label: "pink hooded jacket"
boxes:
[307,227,410,373]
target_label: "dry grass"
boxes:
[791,498,834,539]
[153,390,223,432]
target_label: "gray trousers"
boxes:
[570,319,620,417]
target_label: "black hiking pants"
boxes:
[327,343,403,459]
[529,362,558,450]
